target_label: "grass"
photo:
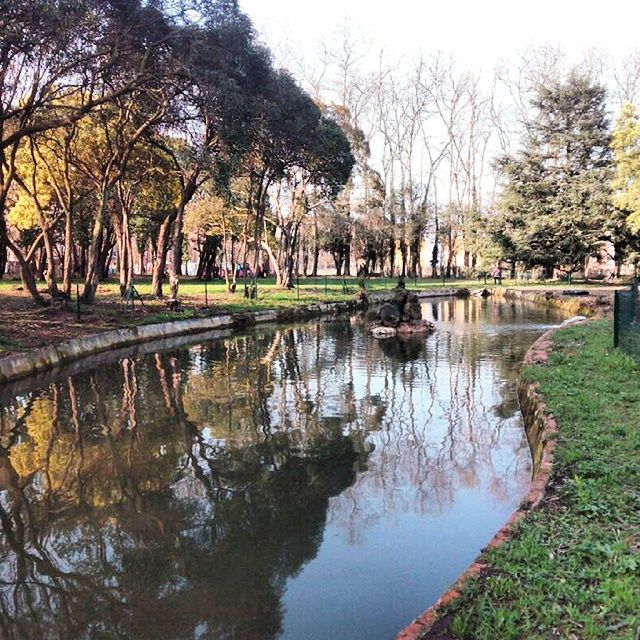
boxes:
[0,274,624,307]
[0,275,479,312]
[439,321,640,640]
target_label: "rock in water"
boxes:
[371,326,397,339]
[366,290,436,339]
[379,303,401,327]
[396,320,436,335]
[402,293,422,322]
[393,289,409,309]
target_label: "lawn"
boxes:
[0,275,479,315]
[436,321,640,640]
[0,275,476,354]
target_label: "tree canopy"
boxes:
[493,74,618,276]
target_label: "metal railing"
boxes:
[614,284,640,362]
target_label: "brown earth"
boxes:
[0,285,210,356]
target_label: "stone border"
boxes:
[0,287,461,387]
[395,321,580,640]
[489,286,608,317]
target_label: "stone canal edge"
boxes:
[0,287,466,386]
[395,319,586,640]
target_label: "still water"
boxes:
[0,297,567,640]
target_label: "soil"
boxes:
[0,285,201,356]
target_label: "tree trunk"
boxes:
[36,250,46,280]
[98,231,114,282]
[344,242,351,276]
[37,216,60,299]
[276,225,298,289]
[116,208,134,296]
[166,172,200,299]
[311,210,319,276]
[152,212,175,298]
[176,241,183,277]
[168,202,187,299]
[81,191,108,304]
[389,237,395,277]
[113,214,125,296]
[62,208,73,298]
[262,239,281,285]
[0,216,7,279]
[6,237,47,305]
[333,252,343,276]
[79,247,87,278]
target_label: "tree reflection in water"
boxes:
[0,297,568,640]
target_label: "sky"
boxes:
[238,0,640,204]
[239,0,640,72]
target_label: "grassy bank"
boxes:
[0,274,621,357]
[433,321,639,640]
[0,274,476,300]
[0,276,475,355]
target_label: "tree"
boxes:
[266,115,354,288]
[151,0,269,299]
[0,0,172,300]
[496,72,612,278]
[239,69,324,284]
[73,95,167,303]
[184,190,228,281]
[612,102,640,234]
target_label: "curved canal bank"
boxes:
[399,320,639,640]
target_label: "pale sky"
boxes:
[240,0,640,71]
[239,0,640,204]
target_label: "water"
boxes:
[0,297,567,640]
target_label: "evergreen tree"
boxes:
[612,102,640,233]
[496,73,612,277]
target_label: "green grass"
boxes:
[94,274,477,298]
[441,321,640,640]
[0,274,623,295]
[0,275,479,311]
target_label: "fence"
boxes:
[614,285,640,362]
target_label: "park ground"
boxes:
[0,275,627,356]
[426,321,640,640]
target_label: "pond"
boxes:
[0,297,568,640]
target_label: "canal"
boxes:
[0,297,568,640]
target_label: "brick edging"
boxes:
[395,323,576,640]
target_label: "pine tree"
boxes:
[496,73,612,278]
